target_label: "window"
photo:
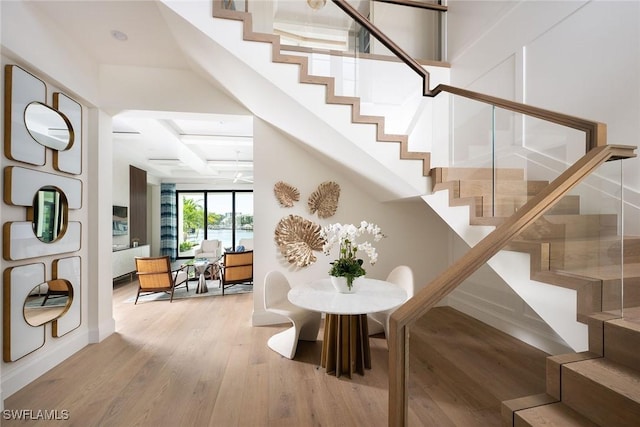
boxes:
[177,190,253,258]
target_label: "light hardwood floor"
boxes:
[4,280,548,426]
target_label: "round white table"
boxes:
[288,278,407,377]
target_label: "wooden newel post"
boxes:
[388,316,409,426]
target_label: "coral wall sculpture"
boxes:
[274,181,300,207]
[308,181,340,218]
[274,214,325,267]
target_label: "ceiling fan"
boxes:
[232,151,253,183]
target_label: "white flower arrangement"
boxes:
[321,221,385,288]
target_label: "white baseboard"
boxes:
[88,317,116,343]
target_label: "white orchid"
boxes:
[321,221,385,266]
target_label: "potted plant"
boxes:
[321,221,385,292]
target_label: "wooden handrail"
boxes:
[374,0,448,12]
[332,0,432,95]
[387,144,636,426]
[432,84,608,151]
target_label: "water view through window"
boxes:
[177,190,253,258]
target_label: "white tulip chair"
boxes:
[264,271,321,359]
[368,265,414,339]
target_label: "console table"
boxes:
[112,245,150,280]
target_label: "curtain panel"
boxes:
[160,183,177,261]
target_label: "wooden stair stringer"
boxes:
[212,3,432,177]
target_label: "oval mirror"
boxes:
[32,187,68,243]
[24,102,73,151]
[23,279,73,327]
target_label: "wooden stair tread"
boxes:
[514,402,598,427]
[431,167,525,183]
[458,179,549,197]
[561,357,640,426]
[618,306,640,323]
[562,262,640,280]
[565,358,640,403]
[546,195,581,215]
[517,214,620,241]
[607,316,640,334]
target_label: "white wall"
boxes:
[447,0,639,200]
[252,118,450,325]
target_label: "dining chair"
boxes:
[134,256,189,303]
[368,265,414,339]
[264,271,321,359]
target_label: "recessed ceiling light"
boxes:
[110,30,128,41]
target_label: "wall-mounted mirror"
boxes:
[24,102,73,151]
[32,187,68,243]
[23,279,73,327]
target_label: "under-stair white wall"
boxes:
[422,190,586,352]
[448,236,574,356]
[253,118,450,325]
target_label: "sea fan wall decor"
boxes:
[273,181,300,207]
[274,214,325,267]
[308,181,340,218]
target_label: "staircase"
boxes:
[159,0,434,202]
[430,167,640,426]
[160,1,640,425]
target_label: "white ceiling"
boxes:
[30,0,255,184]
[28,0,370,184]
[111,111,254,184]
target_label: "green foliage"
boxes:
[328,257,365,287]
[207,212,224,227]
[182,198,203,234]
[179,241,196,252]
[328,238,365,289]
[238,214,253,227]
